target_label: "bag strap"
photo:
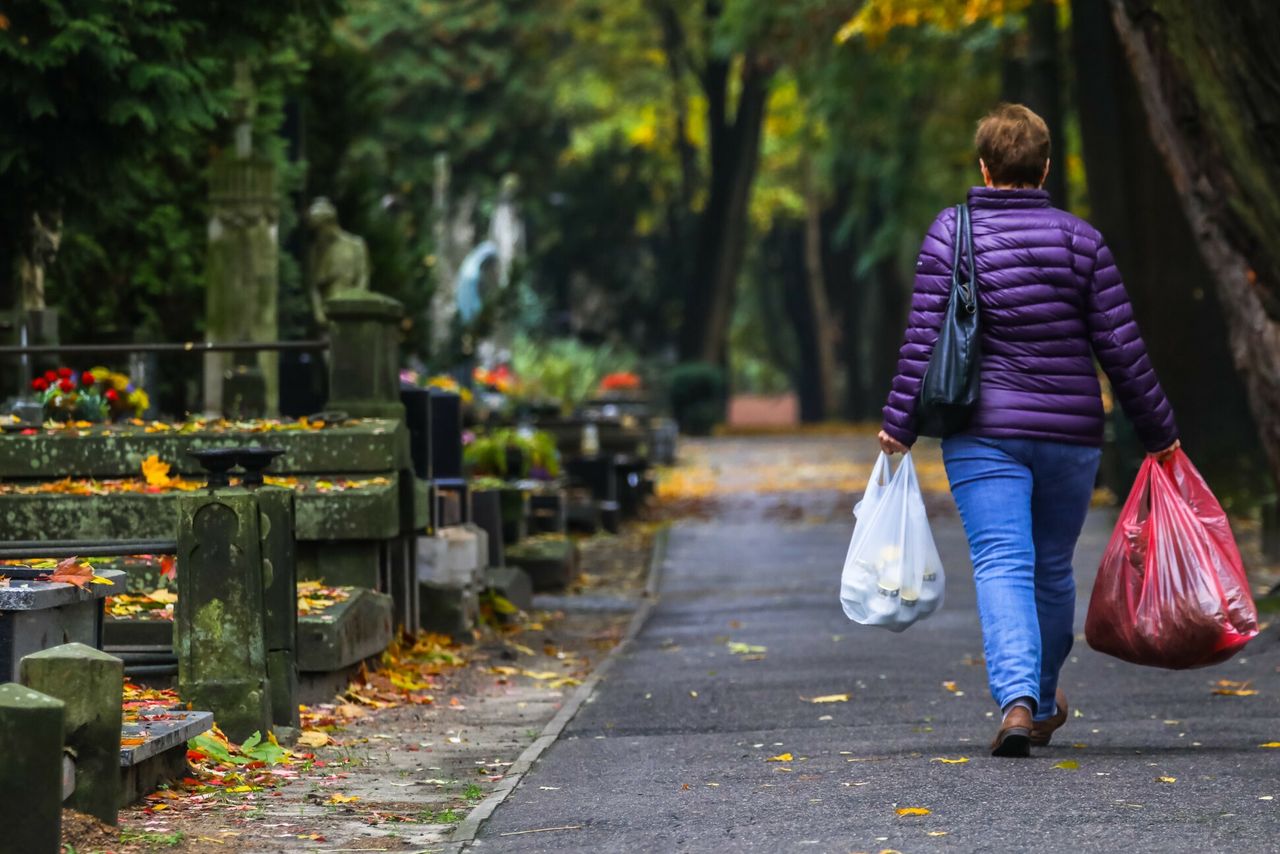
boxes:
[952,203,977,314]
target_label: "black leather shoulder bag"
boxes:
[916,203,980,438]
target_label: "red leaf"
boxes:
[48,556,94,588]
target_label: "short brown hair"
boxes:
[975,103,1050,187]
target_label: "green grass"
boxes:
[418,808,463,824]
[462,783,485,801]
[118,830,186,849]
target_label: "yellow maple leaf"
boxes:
[1157,776,1177,783]
[896,807,930,816]
[810,694,850,704]
[931,757,969,764]
[1053,760,1079,770]
[141,454,172,487]
[1259,742,1280,749]
[296,730,331,749]
[766,753,793,762]
[326,793,359,804]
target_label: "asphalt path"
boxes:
[475,437,1280,853]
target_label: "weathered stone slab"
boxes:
[0,418,408,480]
[505,535,579,592]
[121,709,214,767]
[297,587,394,673]
[0,569,124,683]
[0,682,64,852]
[419,581,479,639]
[485,566,534,613]
[119,709,213,807]
[21,643,124,824]
[0,479,399,542]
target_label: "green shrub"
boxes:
[668,362,725,436]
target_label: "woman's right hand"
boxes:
[878,429,909,455]
[1150,439,1181,462]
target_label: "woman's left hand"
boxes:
[1150,439,1181,462]
[878,430,909,456]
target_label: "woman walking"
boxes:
[878,103,1180,757]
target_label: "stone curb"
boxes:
[449,525,671,847]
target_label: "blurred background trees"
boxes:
[1,0,1277,502]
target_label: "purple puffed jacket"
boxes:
[882,186,1178,452]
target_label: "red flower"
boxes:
[43,370,57,382]
[56,367,72,379]
[59,379,75,393]
[32,377,48,391]
[81,371,95,387]
[105,388,119,402]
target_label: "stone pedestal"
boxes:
[176,490,272,744]
[0,682,63,853]
[20,643,123,824]
[325,291,406,421]
[205,155,279,416]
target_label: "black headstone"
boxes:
[428,390,463,481]
[401,385,432,480]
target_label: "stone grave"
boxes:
[0,565,125,682]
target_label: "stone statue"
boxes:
[16,207,63,311]
[427,161,525,365]
[306,196,370,326]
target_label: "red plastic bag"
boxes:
[1085,449,1258,669]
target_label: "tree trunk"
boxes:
[802,162,840,419]
[1004,1,1067,206]
[1108,0,1280,491]
[679,49,772,364]
[1071,0,1261,493]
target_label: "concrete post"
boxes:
[325,290,406,421]
[0,682,64,852]
[176,489,272,743]
[20,643,123,824]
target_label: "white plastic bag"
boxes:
[839,452,945,632]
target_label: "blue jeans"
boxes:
[942,436,1101,719]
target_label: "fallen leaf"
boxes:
[766,753,793,762]
[931,757,969,765]
[326,793,359,804]
[141,454,173,488]
[1053,760,1079,771]
[726,642,767,655]
[1213,679,1258,697]
[809,694,850,704]
[1260,742,1280,749]
[296,730,331,749]
[896,807,930,816]
[942,681,958,693]
[927,831,949,837]
[1157,776,1177,784]
[48,557,98,588]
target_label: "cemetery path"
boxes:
[474,434,1280,853]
